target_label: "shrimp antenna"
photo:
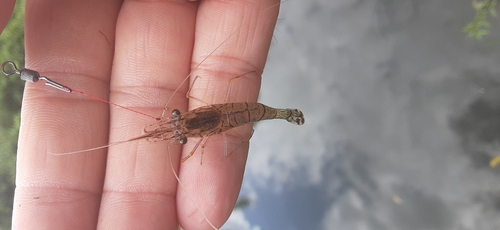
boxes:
[49,135,148,156]
[160,28,241,118]
[167,145,219,230]
[160,0,281,118]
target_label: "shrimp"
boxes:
[139,103,304,161]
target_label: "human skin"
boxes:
[3,0,279,229]
[0,0,15,33]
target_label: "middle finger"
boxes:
[97,0,197,229]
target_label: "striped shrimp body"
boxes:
[141,102,305,161]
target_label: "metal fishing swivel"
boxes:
[1,61,72,93]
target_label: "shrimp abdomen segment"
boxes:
[179,103,304,139]
[219,103,304,125]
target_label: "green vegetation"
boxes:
[463,0,498,40]
[0,0,25,229]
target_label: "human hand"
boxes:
[0,0,15,33]
[11,0,278,229]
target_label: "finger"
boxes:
[178,0,280,229]
[0,0,15,33]
[97,0,197,229]
[13,0,121,229]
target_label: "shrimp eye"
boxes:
[179,137,187,145]
[172,109,181,117]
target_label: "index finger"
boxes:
[178,0,280,229]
